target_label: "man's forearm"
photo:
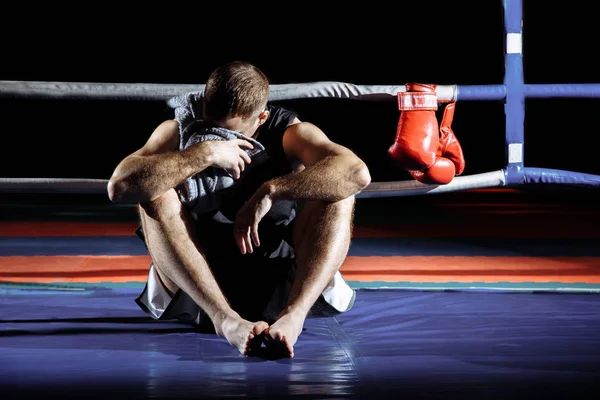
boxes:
[108,147,211,204]
[265,155,371,202]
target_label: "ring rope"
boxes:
[0,171,506,197]
[0,80,458,102]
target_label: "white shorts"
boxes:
[135,263,357,327]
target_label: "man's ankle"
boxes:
[279,303,311,319]
[212,310,241,334]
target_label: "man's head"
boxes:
[204,61,270,137]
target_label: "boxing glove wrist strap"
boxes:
[397,92,438,111]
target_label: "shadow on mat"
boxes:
[0,327,198,337]
[0,316,155,324]
[0,316,205,336]
[0,316,296,360]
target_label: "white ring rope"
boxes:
[359,170,506,198]
[0,178,109,194]
[0,80,459,102]
[0,171,506,197]
[0,79,492,197]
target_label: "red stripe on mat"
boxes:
[2,221,599,238]
[0,222,139,237]
[1,255,599,283]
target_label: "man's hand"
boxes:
[203,139,254,180]
[234,185,274,254]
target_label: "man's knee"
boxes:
[139,189,182,220]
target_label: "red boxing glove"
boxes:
[388,83,439,170]
[409,102,465,184]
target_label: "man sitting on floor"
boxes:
[107,60,371,357]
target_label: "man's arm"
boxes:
[107,119,254,204]
[108,119,204,204]
[232,120,371,254]
[265,121,371,202]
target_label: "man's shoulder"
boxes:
[264,105,298,133]
[153,119,180,136]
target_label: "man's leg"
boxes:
[265,196,355,357]
[139,188,268,355]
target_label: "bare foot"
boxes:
[215,315,269,356]
[264,311,306,358]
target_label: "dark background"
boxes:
[1,1,599,183]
